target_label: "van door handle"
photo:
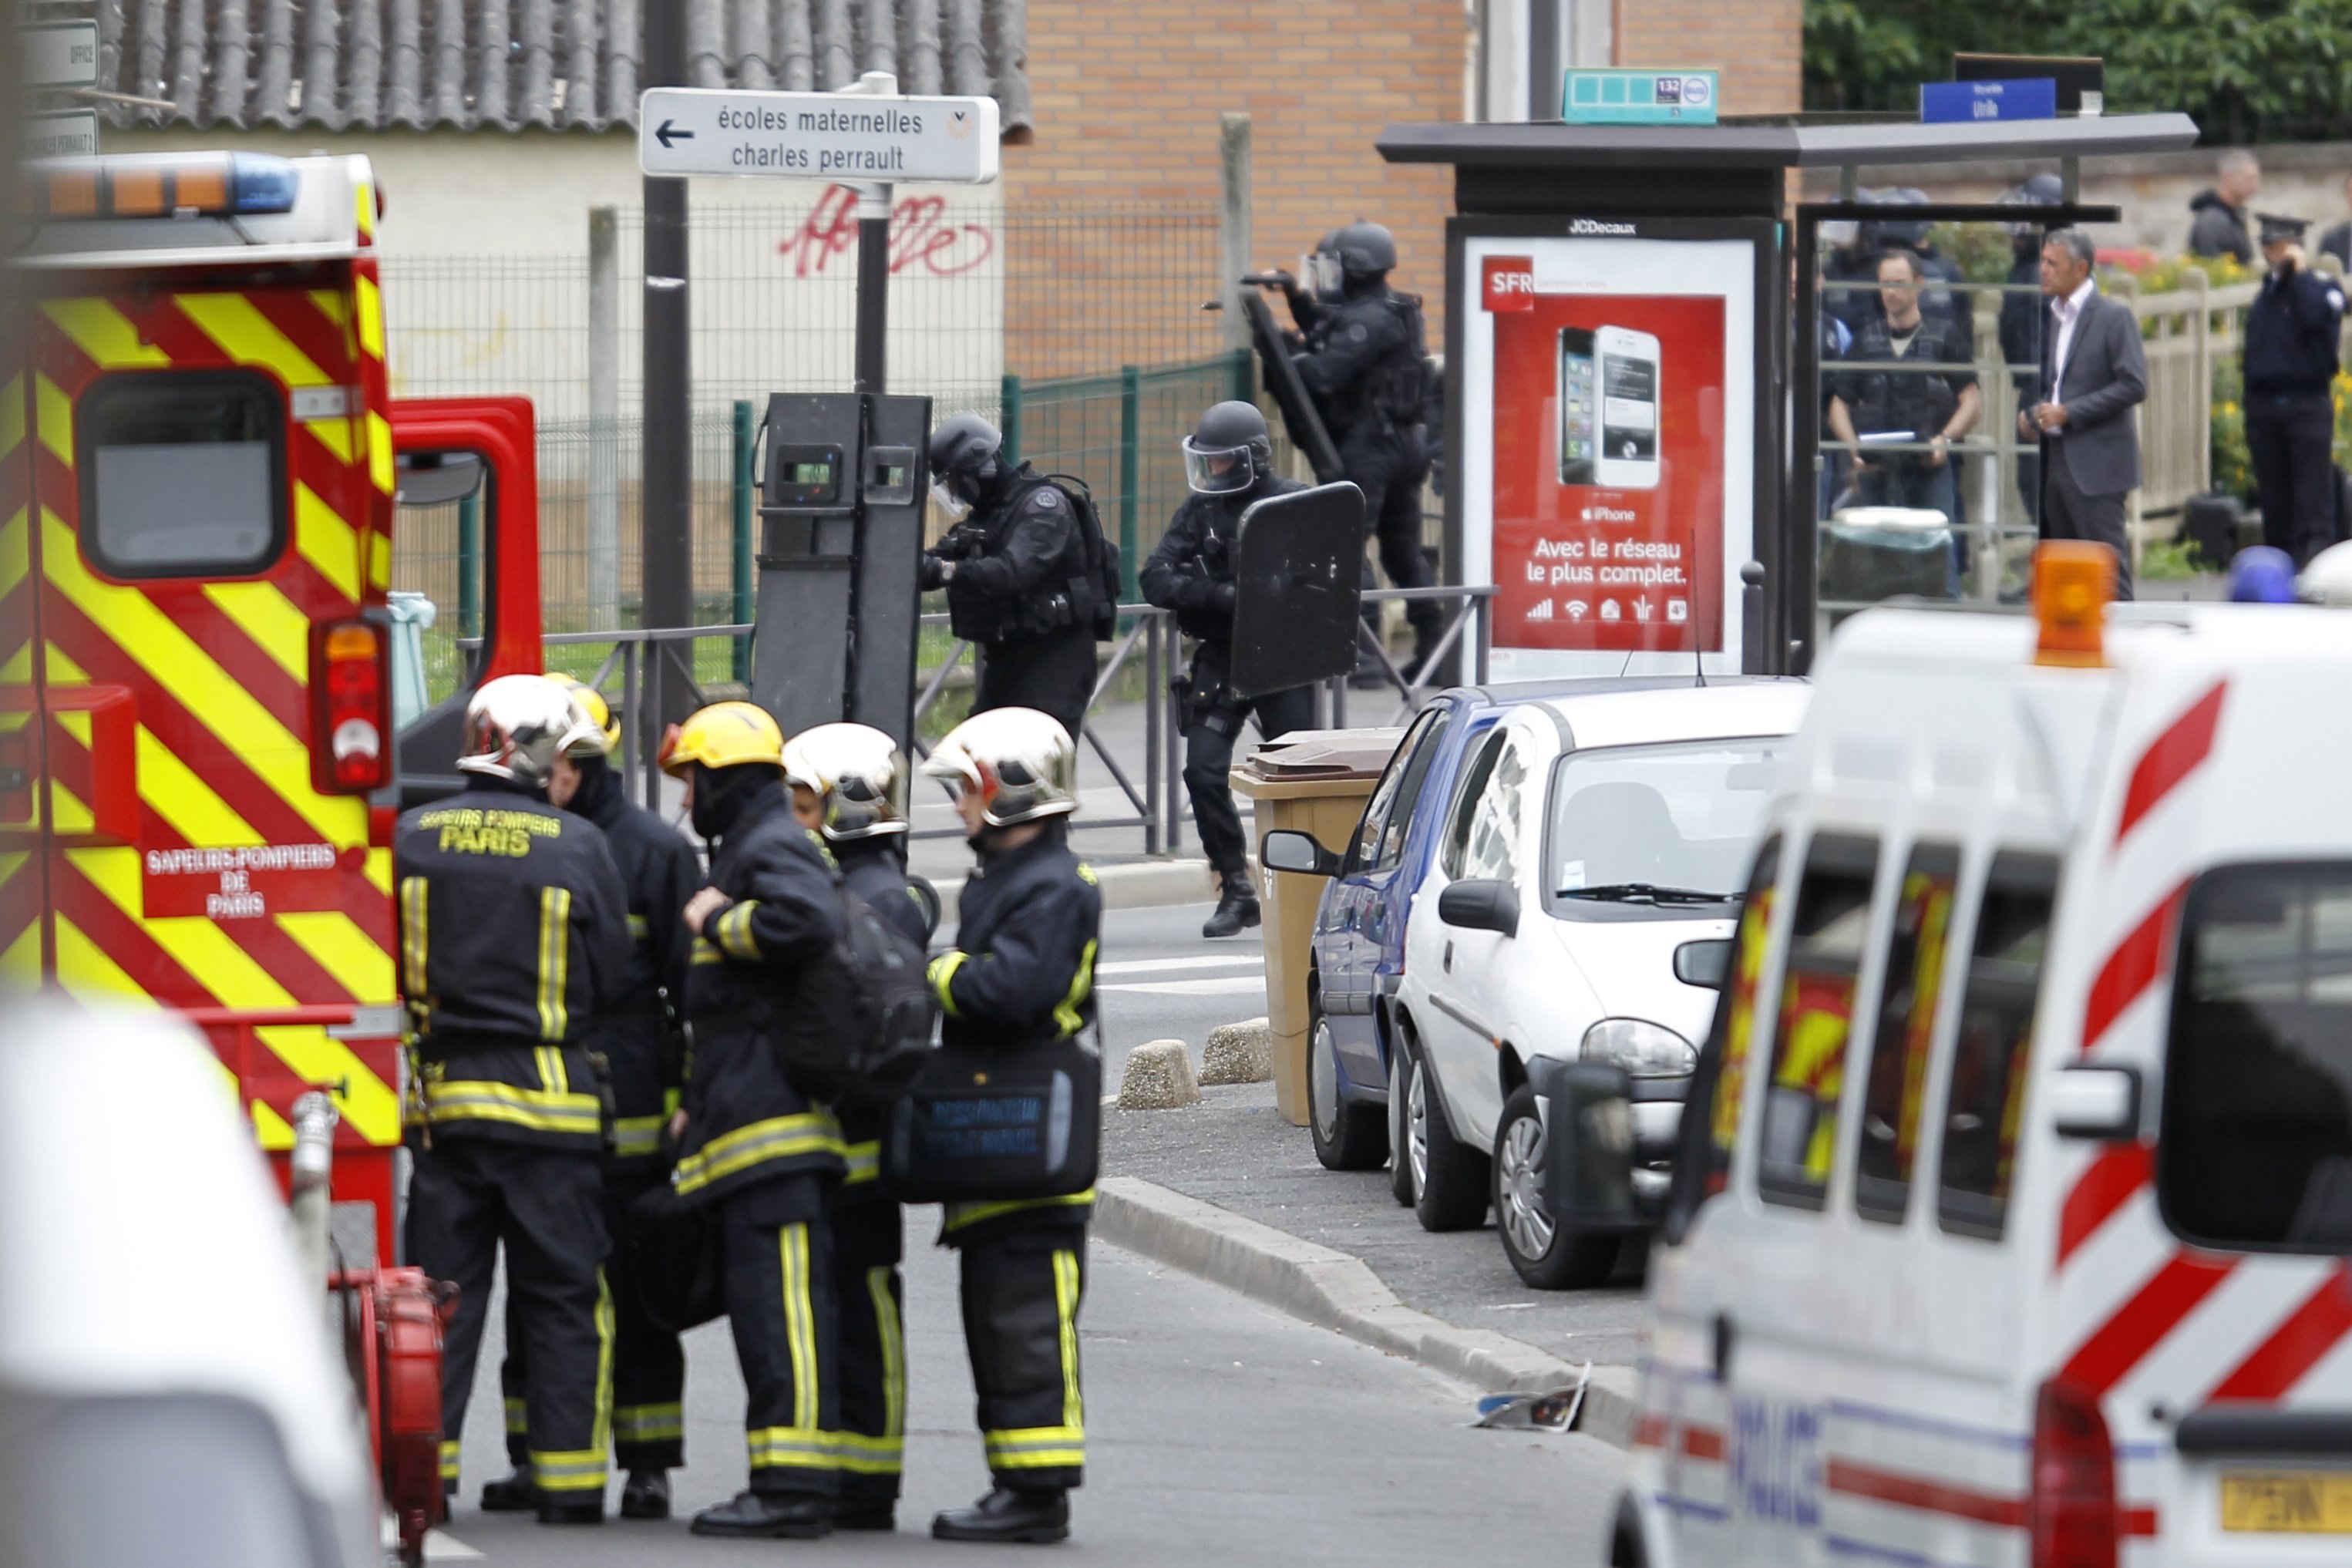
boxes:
[1713,1313,1736,1382]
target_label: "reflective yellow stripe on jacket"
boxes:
[536,887,571,1039]
[671,1111,844,1197]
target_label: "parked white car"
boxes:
[1391,678,1809,1287]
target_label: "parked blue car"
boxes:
[1300,678,1607,1173]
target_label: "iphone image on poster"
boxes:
[1557,328,1597,485]
[1595,325,1661,490]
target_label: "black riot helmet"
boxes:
[927,412,1006,517]
[1182,400,1272,494]
[2003,172,2066,249]
[1334,221,1398,283]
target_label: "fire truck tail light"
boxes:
[314,621,390,795]
[2033,542,2112,668]
[2031,1377,2119,1568]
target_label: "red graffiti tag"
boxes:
[776,185,995,278]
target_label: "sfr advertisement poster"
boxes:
[1461,231,1755,676]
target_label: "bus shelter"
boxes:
[1375,112,2199,675]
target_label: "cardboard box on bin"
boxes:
[1230,727,1405,1126]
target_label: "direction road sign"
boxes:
[638,87,998,183]
[25,109,99,160]
[24,22,100,89]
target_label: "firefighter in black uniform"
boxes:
[658,701,852,1539]
[476,676,699,1521]
[922,412,1103,742]
[1141,402,1314,939]
[2244,212,2348,565]
[398,674,633,1526]
[1284,220,1441,678]
[782,722,930,1531]
[917,708,1102,1545]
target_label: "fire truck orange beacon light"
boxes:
[2032,542,2112,668]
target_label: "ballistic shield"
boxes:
[1240,289,1345,483]
[1228,481,1366,698]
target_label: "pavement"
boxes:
[432,1233,1626,1565]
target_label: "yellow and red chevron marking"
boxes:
[14,278,401,1176]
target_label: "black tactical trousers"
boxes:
[832,1183,907,1509]
[1182,670,1315,878]
[1347,439,1439,653]
[2249,391,2339,566]
[499,1166,685,1475]
[975,628,1097,744]
[721,1176,840,1499]
[956,1226,1089,1492]
[408,1138,613,1502]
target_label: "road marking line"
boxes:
[1100,976,1268,997]
[1095,954,1265,977]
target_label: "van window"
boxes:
[76,370,286,577]
[2160,862,2352,1253]
[1937,853,2059,1240]
[1697,837,1782,1203]
[1856,845,1962,1223]
[1350,708,1445,873]
[1760,836,1879,1207]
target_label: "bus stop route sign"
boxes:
[638,87,1000,183]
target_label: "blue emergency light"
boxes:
[32,152,302,220]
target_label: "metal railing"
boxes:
[492,586,1495,855]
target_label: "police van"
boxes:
[1611,545,2352,1567]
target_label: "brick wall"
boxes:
[1615,0,1804,118]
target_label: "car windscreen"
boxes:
[2160,861,2352,1253]
[1545,737,1786,917]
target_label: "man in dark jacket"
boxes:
[923,413,1103,742]
[2025,227,2151,597]
[477,676,699,1521]
[783,721,930,1532]
[918,708,1102,1546]
[659,701,850,1539]
[2243,212,2347,564]
[2189,150,2262,265]
[1141,401,1314,938]
[397,674,633,1526]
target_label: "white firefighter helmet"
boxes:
[782,722,911,841]
[457,674,601,787]
[920,707,1079,826]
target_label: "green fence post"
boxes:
[1228,345,1253,405]
[732,400,755,682]
[1000,372,1022,466]
[457,490,480,638]
[1118,365,1140,601]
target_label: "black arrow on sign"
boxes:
[654,119,694,148]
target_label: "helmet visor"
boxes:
[929,477,972,523]
[1183,439,1255,495]
[1301,252,1344,299]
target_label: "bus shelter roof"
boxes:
[1376,112,2199,173]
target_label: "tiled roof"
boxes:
[93,0,1031,136]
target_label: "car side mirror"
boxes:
[1437,878,1519,937]
[2051,1065,2142,1140]
[1261,829,1342,877]
[1674,938,1732,990]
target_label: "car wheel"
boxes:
[1308,1008,1388,1171]
[1410,1046,1491,1233]
[1492,1085,1621,1290]
[1388,1041,1417,1206]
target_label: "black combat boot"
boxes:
[1203,871,1260,938]
[619,1469,671,1520]
[479,1471,535,1512]
[932,1486,1071,1544]
[535,1497,604,1525]
[689,1489,833,1539]
[834,1499,897,1531]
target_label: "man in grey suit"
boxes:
[2024,227,2148,598]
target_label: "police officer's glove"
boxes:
[1211,582,1237,614]
[919,553,949,591]
[1202,533,1230,566]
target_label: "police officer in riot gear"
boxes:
[923,413,1104,742]
[1284,220,1442,677]
[397,675,634,1526]
[918,709,1102,1545]
[782,722,928,1531]
[2244,213,2347,564]
[476,676,700,1521]
[1142,402,1314,938]
[659,702,853,1539]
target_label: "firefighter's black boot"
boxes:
[535,1498,604,1526]
[479,1471,535,1512]
[933,1486,1071,1544]
[619,1469,671,1520]
[690,1489,833,1539]
[1203,872,1260,939]
[834,1501,897,1532]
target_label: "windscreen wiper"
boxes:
[1559,882,1739,904]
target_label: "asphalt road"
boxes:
[432,1237,1624,1565]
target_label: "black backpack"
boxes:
[826,884,940,1105]
[1013,473,1122,641]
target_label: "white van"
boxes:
[1610,564,2352,1568]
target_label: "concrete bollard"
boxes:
[1115,1038,1203,1110]
[1200,1017,1275,1085]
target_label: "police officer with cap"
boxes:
[923,415,1105,742]
[782,722,929,1531]
[1141,401,1313,938]
[918,708,1102,1545]
[476,675,700,1521]
[1285,220,1442,678]
[2244,212,2347,564]
[397,674,634,1524]
[660,702,853,1538]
